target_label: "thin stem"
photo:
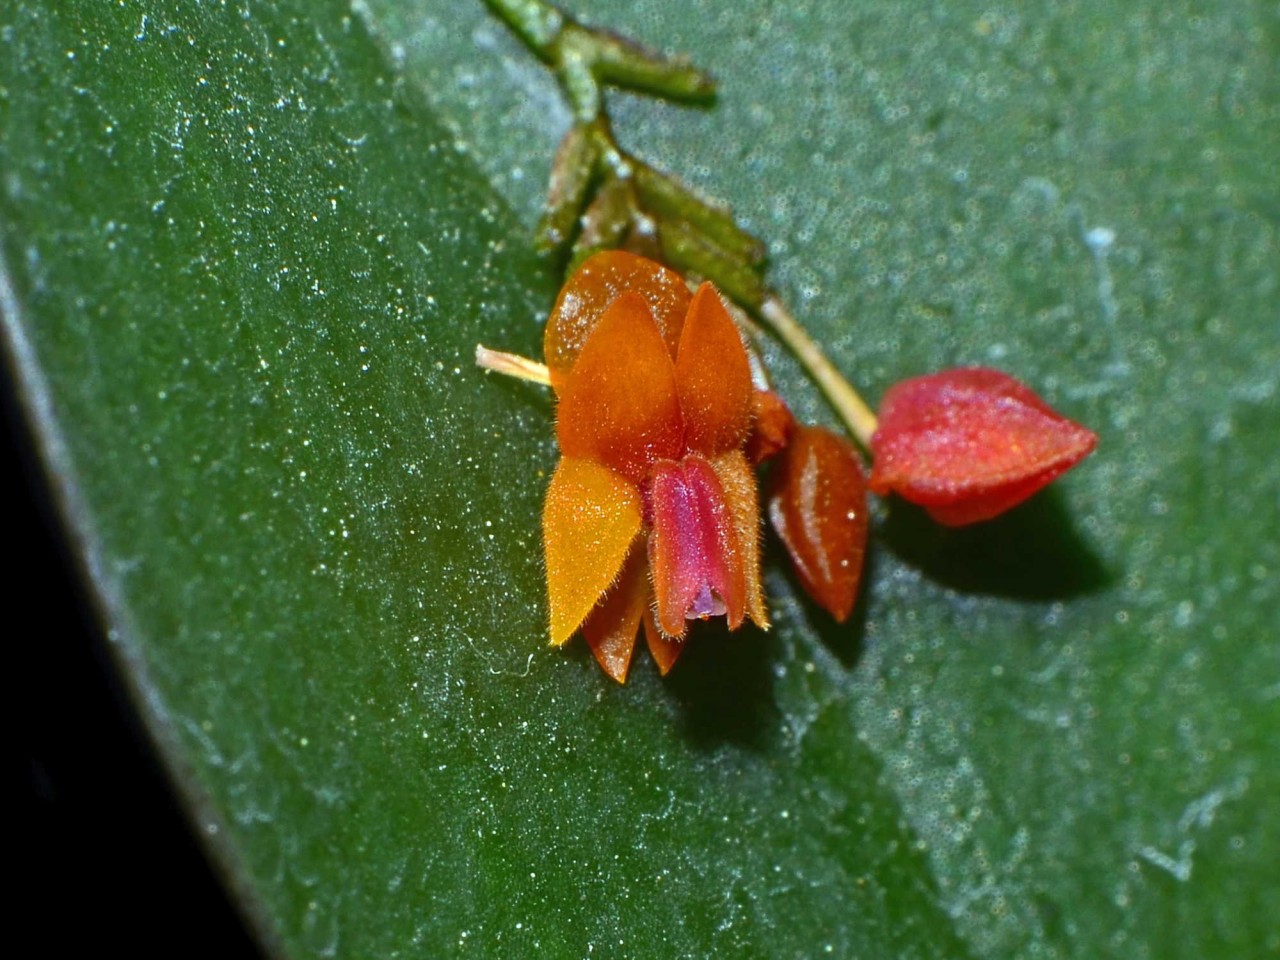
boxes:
[759,296,878,450]
[475,345,553,387]
[633,163,765,266]
[484,0,714,121]
[481,0,564,51]
[538,122,602,250]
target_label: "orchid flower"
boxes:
[540,251,768,682]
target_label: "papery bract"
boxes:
[869,367,1098,526]
[768,425,869,622]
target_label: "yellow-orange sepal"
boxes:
[543,457,643,646]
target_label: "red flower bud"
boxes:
[745,389,797,465]
[767,425,869,622]
[869,367,1097,526]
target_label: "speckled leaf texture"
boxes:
[3,1,1277,957]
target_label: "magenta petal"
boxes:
[647,455,746,637]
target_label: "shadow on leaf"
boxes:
[768,541,875,672]
[878,489,1112,600]
[661,621,781,752]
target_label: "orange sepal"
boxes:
[710,449,769,630]
[543,457,643,646]
[675,283,755,456]
[643,608,687,676]
[581,544,650,683]
[544,250,692,385]
[555,291,685,484]
[768,425,868,622]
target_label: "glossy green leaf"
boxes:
[4,1,1277,957]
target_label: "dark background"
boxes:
[13,378,266,957]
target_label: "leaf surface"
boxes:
[4,1,1277,957]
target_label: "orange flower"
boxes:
[543,251,767,682]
